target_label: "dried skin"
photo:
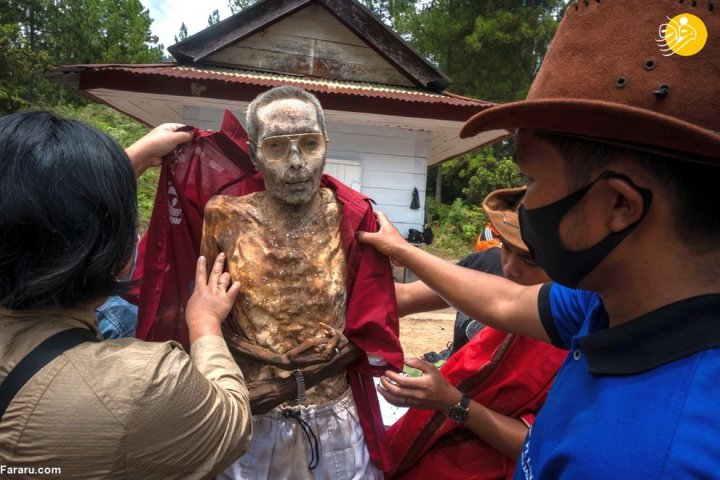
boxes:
[201,189,348,404]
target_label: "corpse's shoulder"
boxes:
[204,193,263,220]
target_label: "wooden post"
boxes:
[435,165,442,202]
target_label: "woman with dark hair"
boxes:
[0,111,252,479]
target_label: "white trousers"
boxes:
[218,388,383,480]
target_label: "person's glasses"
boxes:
[249,133,328,163]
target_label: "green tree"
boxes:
[393,0,567,103]
[228,0,259,14]
[0,23,49,112]
[428,148,522,206]
[0,0,163,110]
[359,0,415,26]
[175,22,188,43]
[208,9,221,26]
[50,0,163,65]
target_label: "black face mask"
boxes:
[518,171,653,288]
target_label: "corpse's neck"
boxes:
[261,191,323,222]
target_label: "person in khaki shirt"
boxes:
[0,111,252,479]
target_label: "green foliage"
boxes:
[136,169,160,230]
[0,23,49,113]
[392,0,567,103]
[228,0,260,14]
[1,0,163,109]
[208,9,221,26]
[54,102,147,147]
[359,0,416,26]
[423,149,521,258]
[423,197,487,259]
[175,22,188,44]
[431,147,523,206]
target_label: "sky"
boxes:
[143,0,235,55]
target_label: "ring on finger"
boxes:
[218,282,228,289]
[403,397,409,407]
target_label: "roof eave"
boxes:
[68,67,485,122]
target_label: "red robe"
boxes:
[131,110,403,472]
[387,328,566,479]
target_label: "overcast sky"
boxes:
[143,0,234,54]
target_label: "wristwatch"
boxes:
[448,393,471,423]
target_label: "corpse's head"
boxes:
[247,86,328,209]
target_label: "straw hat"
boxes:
[482,187,528,254]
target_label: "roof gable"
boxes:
[168,0,450,90]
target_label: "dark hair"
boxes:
[536,130,720,253]
[245,86,326,156]
[0,111,137,309]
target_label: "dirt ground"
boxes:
[398,310,456,359]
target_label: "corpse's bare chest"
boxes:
[216,193,347,339]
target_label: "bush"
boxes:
[424,145,524,259]
[428,147,522,207]
[425,197,487,259]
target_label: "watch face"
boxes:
[448,403,469,423]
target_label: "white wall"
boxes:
[325,123,427,237]
[183,106,428,237]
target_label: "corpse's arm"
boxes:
[357,212,548,343]
[379,358,528,460]
[249,341,363,415]
[223,324,347,370]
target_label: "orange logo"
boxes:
[657,13,708,57]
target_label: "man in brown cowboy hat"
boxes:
[358,0,720,477]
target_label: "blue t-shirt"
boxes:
[516,283,720,479]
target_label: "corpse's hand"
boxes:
[224,323,349,370]
[125,123,193,177]
[248,341,363,415]
[355,211,411,267]
[377,357,462,411]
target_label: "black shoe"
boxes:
[423,351,442,363]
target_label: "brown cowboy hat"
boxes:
[483,186,528,254]
[460,0,720,164]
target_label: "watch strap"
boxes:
[448,393,471,423]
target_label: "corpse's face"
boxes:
[253,99,326,206]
